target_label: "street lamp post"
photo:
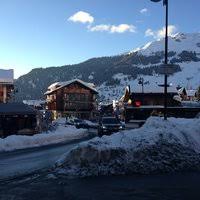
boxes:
[138,77,144,93]
[150,0,168,120]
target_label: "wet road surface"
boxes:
[1,171,200,200]
[0,135,94,181]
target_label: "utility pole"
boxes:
[150,0,168,120]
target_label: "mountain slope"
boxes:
[15,33,200,101]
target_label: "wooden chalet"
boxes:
[178,87,187,100]
[120,84,181,107]
[178,87,198,101]
[44,79,98,119]
[186,89,197,101]
[0,69,14,103]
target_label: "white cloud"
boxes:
[145,28,154,37]
[145,25,178,39]
[68,11,94,24]
[157,25,177,38]
[89,24,110,32]
[110,24,136,33]
[88,24,136,33]
[68,12,136,34]
[140,8,148,14]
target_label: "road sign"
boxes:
[159,64,178,75]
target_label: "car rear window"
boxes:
[102,118,119,124]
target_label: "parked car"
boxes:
[98,116,123,136]
[74,119,90,129]
[84,119,98,129]
[66,118,89,129]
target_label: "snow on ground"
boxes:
[0,118,88,152]
[55,117,200,177]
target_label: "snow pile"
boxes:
[55,117,200,177]
[0,123,88,152]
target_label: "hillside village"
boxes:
[1,32,200,137]
[0,31,200,184]
[0,61,200,138]
[1,1,200,198]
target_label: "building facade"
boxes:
[0,69,14,103]
[45,79,98,119]
[0,102,38,137]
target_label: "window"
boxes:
[80,94,85,101]
[64,94,69,100]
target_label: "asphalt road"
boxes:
[0,124,137,181]
[0,135,94,181]
[1,171,200,200]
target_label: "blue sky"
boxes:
[0,0,199,78]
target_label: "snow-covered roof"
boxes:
[23,100,46,107]
[131,84,178,94]
[0,69,14,83]
[186,89,197,97]
[178,87,186,94]
[0,102,37,115]
[44,79,98,95]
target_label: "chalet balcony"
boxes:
[64,101,95,111]
[46,97,56,103]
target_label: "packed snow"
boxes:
[0,118,88,152]
[55,117,200,177]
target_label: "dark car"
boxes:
[66,118,89,129]
[98,117,123,136]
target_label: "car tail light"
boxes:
[135,101,141,107]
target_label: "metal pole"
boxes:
[142,78,144,93]
[164,0,168,120]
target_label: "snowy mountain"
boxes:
[15,32,200,102]
[98,33,200,101]
[131,33,200,55]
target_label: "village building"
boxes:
[186,89,197,101]
[120,84,181,107]
[0,102,39,137]
[0,69,44,137]
[0,69,14,103]
[44,79,98,119]
[117,84,184,121]
[178,87,198,101]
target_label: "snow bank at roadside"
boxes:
[55,117,200,177]
[0,123,88,152]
